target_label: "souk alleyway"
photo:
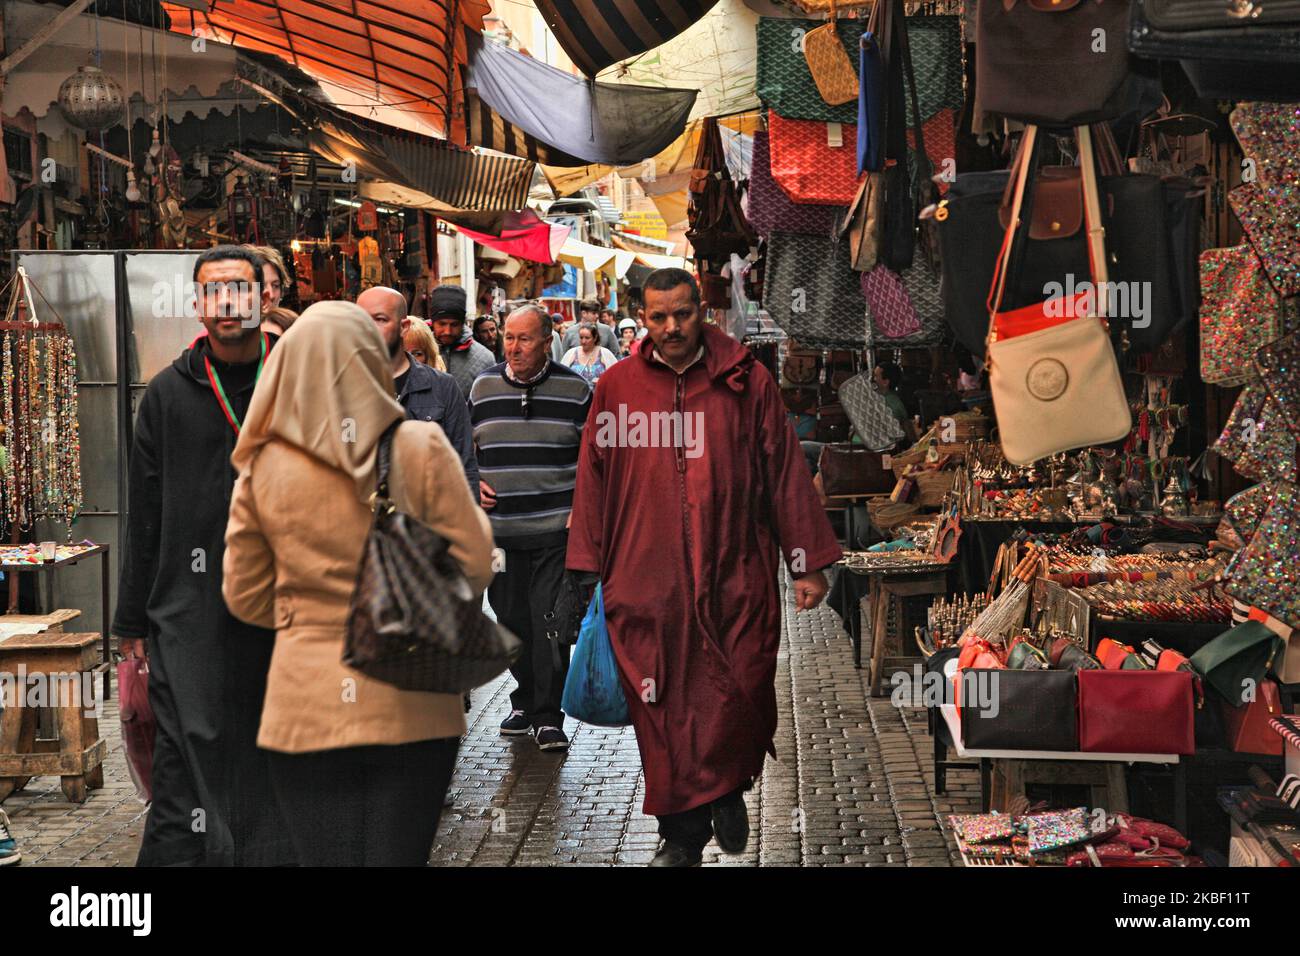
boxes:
[4,579,981,867]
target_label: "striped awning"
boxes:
[163,0,490,141]
[466,92,588,168]
[533,0,721,77]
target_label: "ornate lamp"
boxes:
[57,66,125,131]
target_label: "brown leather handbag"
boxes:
[818,444,896,496]
[343,422,521,693]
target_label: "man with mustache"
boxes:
[566,268,841,866]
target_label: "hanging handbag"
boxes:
[765,231,872,348]
[858,32,887,175]
[1198,246,1281,387]
[1223,482,1300,630]
[343,422,522,693]
[1190,620,1286,706]
[758,16,868,124]
[1212,388,1298,484]
[1229,183,1300,298]
[976,0,1158,126]
[839,370,906,450]
[749,131,844,240]
[686,116,758,266]
[986,125,1132,465]
[1223,482,1277,547]
[1257,333,1300,442]
[1077,670,1196,754]
[861,264,921,339]
[803,3,860,106]
[767,111,860,206]
[1128,0,1300,101]
[1231,103,1300,192]
[818,444,896,495]
[840,171,883,271]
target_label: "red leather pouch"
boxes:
[1078,670,1195,755]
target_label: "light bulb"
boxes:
[124,170,141,203]
[148,129,161,158]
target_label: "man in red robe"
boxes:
[566,268,842,866]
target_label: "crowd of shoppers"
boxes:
[112,249,833,868]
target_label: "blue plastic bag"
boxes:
[560,584,630,727]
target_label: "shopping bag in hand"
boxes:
[560,584,630,727]
[117,657,156,803]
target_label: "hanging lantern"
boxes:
[57,66,125,131]
[228,175,253,239]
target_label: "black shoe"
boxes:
[710,791,750,854]
[499,709,531,735]
[535,725,570,751]
[649,841,702,867]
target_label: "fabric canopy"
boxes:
[456,211,572,265]
[466,92,587,167]
[466,36,697,167]
[558,238,636,279]
[601,0,760,121]
[533,0,720,77]
[163,0,489,140]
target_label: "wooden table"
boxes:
[0,630,106,802]
[838,557,950,696]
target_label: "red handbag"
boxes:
[1221,679,1284,755]
[1077,670,1196,755]
[767,111,860,206]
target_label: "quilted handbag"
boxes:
[803,6,859,106]
[759,16,869,124]
[344,422,522,693]
[838,370,905,450]
[1198,246,1281,387]
[764,231,872,349]
[749,130,843,240]
[1229,183,1300,297]
[768,111,860,206]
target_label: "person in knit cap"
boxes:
[428,285,495,399]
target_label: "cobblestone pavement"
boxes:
[4,573,980,866]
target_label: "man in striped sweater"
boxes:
[470,303,593,752]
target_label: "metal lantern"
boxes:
[57,66,125,131]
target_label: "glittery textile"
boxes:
[1231,103,1300,192]
[1229,183,1300,298]
[950,812,1017,844]
[1198,245,1280,386]
[1225,480,1300,630]
[1026,807,1092,855]
[1256,331,1300,443]
[1213,386,1298,484]
[1224,482,1279,545]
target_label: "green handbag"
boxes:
[757,16,961,125]
[1189,621,1284,707]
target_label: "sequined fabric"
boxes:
[1229,183,1300,298]
[1225,480,1300,630]
[1213,386,1298,483]
[1256,331,1300,442]
[1231,103,1300,192]
[1198,245,1279,386]
[1224,482,1279,545]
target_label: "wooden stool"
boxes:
[0,631,105,802]
[988,758,1129,815]
[868,570,948,697]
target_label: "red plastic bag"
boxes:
[117,657,156,803]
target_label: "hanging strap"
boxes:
[372,418,403,510]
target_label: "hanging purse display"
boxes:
[1229,183,1300,298]
[1223,482,1278,547]
[1223,482,1300,630]
[1128,0,1300,102]
[686,116,758,267]
[758,16,867,124]
[764,231,871,349]
[838,370,906,451]
[839,170,883,270]
[1211,387,1298,484]
[1256,332,1300,443]
[986,125,1132,465]
[861,264,922,339]
[1198,246,1281,387]
[749,131,844,240]
[803,3,860,106]
[767,111,860,206]
[977,0,1159,126]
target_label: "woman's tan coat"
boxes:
[221,301,494,753]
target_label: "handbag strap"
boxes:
[373,418,402,510]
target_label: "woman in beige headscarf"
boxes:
[222,300,494,867]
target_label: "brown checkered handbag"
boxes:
[344,422,521,693]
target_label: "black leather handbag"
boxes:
[1129,0,1300,101]
[343,422,521,693]
[960,669,1080,751]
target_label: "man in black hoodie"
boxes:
[112,246,294,867]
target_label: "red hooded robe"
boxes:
[566,323,842,815]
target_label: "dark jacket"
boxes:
[442,327,497,398]
[396,355,480,495]
[113,334,293,867]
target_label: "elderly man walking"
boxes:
[566,268,841,866]
[470,304,592,751]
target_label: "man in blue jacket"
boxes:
[357,286,479,495]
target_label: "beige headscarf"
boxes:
[231,299,404,503]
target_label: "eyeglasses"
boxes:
[520,388,533,421]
